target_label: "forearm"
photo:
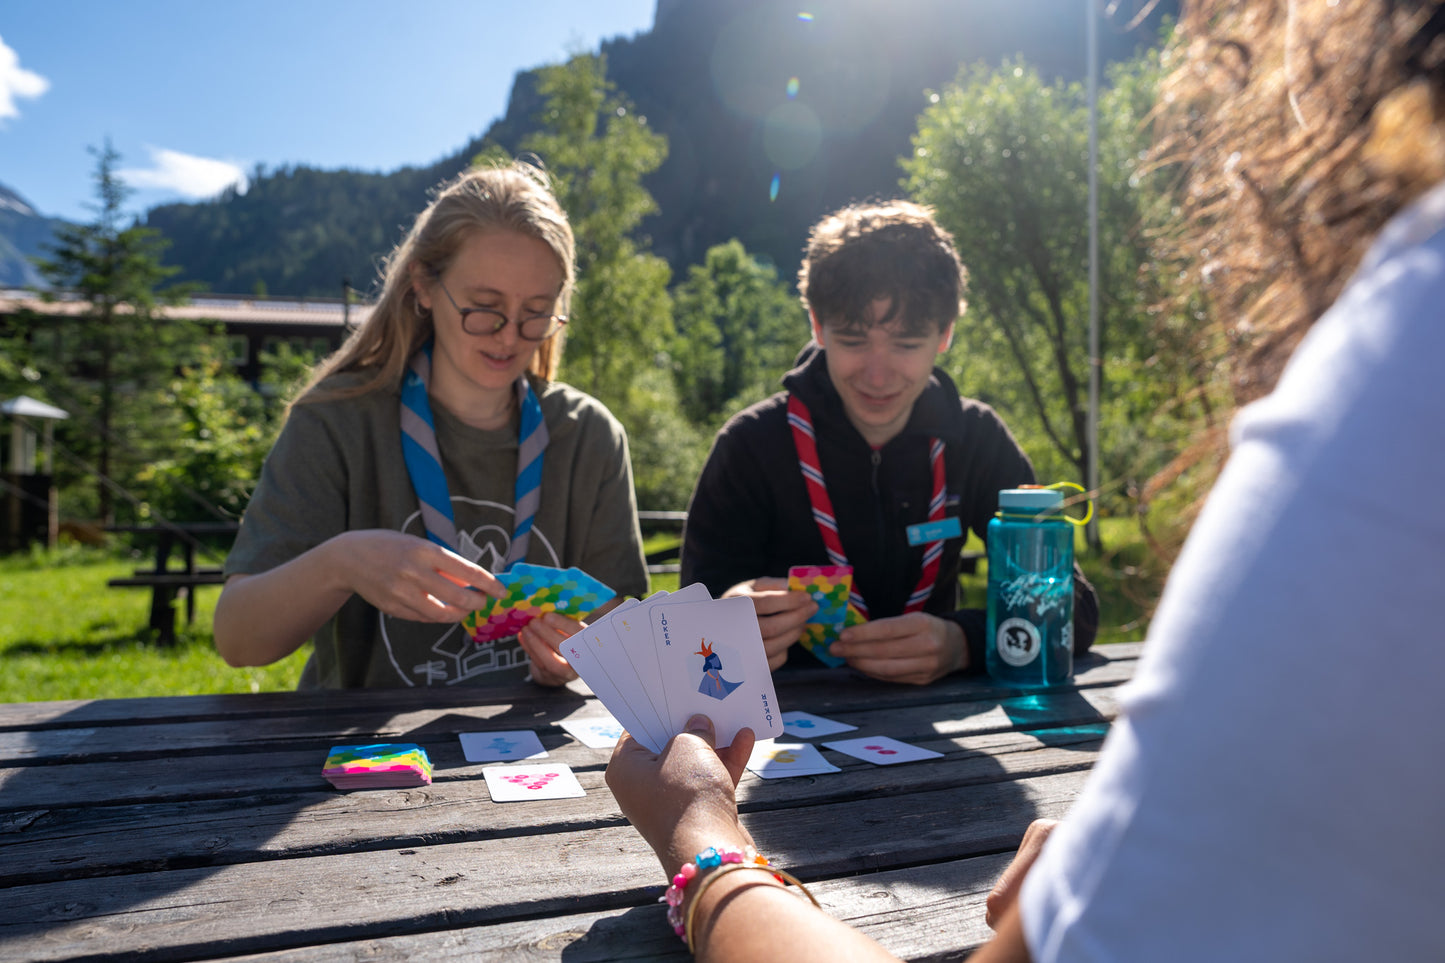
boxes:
[213,535,357,666]
[690,871,898,963]
[666,820,896,963]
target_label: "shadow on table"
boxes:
[0,683,593,954]
[998,688,1112,750]
[708,669,1089,914]
[994,647,1115,749]
[561,903,689,961]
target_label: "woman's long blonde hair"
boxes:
[296,160,576,405]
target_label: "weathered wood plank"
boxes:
[0,643,1144,732]
[0,683,1117,808]
[0,646,1138,961]
[0,675,1122,769]
[0,729,1104,886]
[0,770,1085,963]
[209,853,1015,962]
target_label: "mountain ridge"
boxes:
[2,0,1176,298]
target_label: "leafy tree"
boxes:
[671,239,806,427]
[904,47,1209,541]
[514,53,707,510]
[32,140,217,523]
[134,346,268,523]
[134,339,318,524]
[522,53,674,406]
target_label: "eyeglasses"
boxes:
[434,278,567,341]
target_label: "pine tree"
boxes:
[34,140,206,522]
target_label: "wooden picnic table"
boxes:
[105,521,239,644]
[0,641,1142,962]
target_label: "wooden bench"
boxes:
[107,568,228,646]
[638,509,686,575]
[105,522,238,645]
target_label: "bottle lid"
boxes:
[998,487,1064,511]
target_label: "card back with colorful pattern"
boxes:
[463,565,616,644]
[789,565,854,666]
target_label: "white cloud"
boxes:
[0,35,50,124]
[117,146,249,200]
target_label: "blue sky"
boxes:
[0,1,656,222]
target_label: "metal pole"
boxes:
[1086,0,1102,550]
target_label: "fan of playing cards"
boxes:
[559,583,786,751]
[462,563,616,644]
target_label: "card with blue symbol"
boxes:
[781,710,859,739]
[459,729,548,763]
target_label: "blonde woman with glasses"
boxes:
[215,161,647,690]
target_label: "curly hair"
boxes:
[1135,0,1445,564]
[797,200,967,335]
[1159,0,1445,405]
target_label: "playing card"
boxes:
[789,564,852,664]
[558,715,625,748]
[462,571,536,642]
[459,729,547,762]
[559,628,658,750]
[483,763,586,802]
[463,564,616,643]
[782,710,859,739]
[821,735,944,765]
[518,564,616,618]
[610,583,712,741]
[745,741,841,779]
[573,616,669,751]
[650,595,785,748]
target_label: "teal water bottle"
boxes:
[985,487,1075,687]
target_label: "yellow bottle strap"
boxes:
[994,482,1094,527]
[1047,481,1093,528]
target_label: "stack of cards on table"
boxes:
[462,563,615,644]
[789,564,865,667]
[322,743,432,789]
[560,583,786,751]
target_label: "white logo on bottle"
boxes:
[996,617,1041,667]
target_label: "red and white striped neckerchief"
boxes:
[786,394,946,618]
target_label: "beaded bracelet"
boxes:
[683,862,820,954]
[661,846,773,940]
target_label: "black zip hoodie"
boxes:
[680,344,1099,673]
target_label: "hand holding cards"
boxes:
[462,563,615,643]
[561,584,785,751]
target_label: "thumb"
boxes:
[685,713,717,746]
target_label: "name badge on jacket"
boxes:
[906,516,962,546]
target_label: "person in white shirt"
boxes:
[602,1,1445,959]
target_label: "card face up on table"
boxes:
[462,564,616,644]
[459,729,547,762]
[482,763,586,802]
[561,585,785,752]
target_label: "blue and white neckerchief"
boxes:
[399,340,548,570]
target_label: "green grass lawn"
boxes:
[0,519,1153,703]
[0,548,308,702]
